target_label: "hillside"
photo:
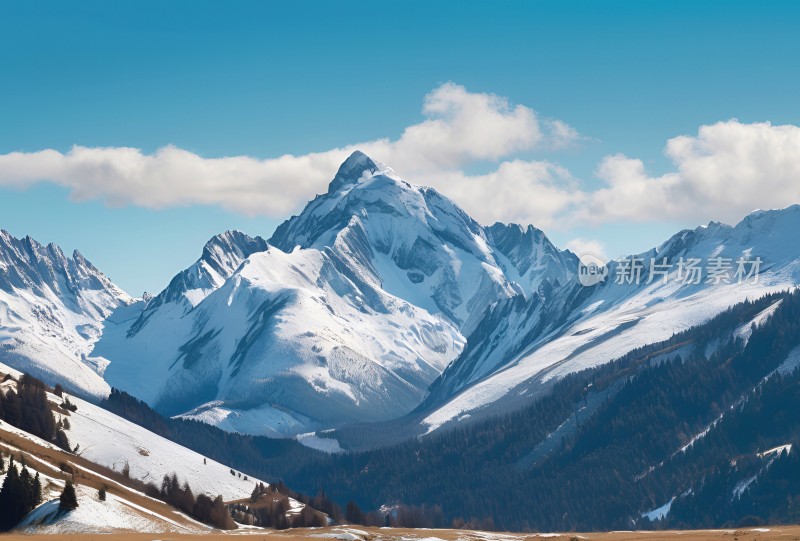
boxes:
[0,363,315,534]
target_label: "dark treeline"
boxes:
[0,455,43,530]
[0,374,71,452]
[664,367,800,527]
[229,482,328,528]
[142,473,237,530]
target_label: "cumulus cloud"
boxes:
[579,120,800,225]
[0,83,579,219]
[3,85,799,233]
[423,160,583,229]
[564,238,607,260]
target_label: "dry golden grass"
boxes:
[0,424,204,530]
[2,524,800,541]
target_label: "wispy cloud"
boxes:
[0,83,579,220]
[1,86,799,232]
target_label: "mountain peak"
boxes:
[128,230,269,333]
[327,150,389,193]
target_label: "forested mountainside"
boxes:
[276,290,800,531]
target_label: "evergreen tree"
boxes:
[346,500,366,524]
[0,457,21,530]
[19,464,33,511]
[59,480,79,511]
[55,429,71,452]
[32,473,42,508]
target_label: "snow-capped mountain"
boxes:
[92,151,576,437]
[419,205,800,433]
[0,153,577,439]
[270,151,525,333]
[7,150,797,444]
[0,231,131,398]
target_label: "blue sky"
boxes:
[1,1,799,294]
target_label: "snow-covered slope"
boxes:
[17,485,206,535]
[98,242,466,436]
[67,393,267,500]
[0,361,269,501]
[420,206,800,432]
[0,232,131,398]
[0,364,312,534]
[95,151,574,437]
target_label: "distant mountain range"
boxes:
[2,151,799,442]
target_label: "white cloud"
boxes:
[0,83,579,219]
[580,120,800,225]
[423,160,583,229]
[0,145,351,217]
[564,238,607,260]
[3,88,798,234]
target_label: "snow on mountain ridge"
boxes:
[326,150,390,193]
[487,222,578,298]
[420,204,800,433]
[126,230,268,336]
[0,231,131,398]
[98,242,465,436]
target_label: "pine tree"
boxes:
[98,486,107,501]
[0,457,24,530]
[59,480,79,511]
[19,464,33,511]
[346,500,366,524]
[32,473,42,507]
[251,483,261,502]
[55,429,71,452]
